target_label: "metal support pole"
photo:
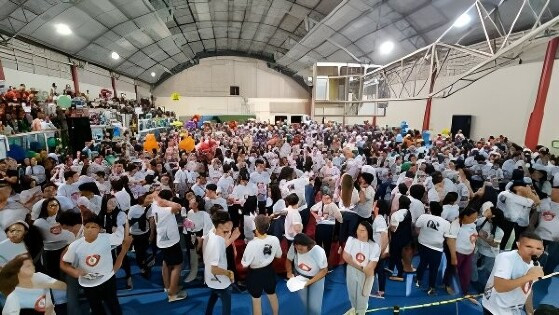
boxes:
[134,84,139,102]
[524,37,559,149]
[0,58,5,92]
[422,46,437,131]
[70,64,80,95]
[311,64,317,120]
[111,75,117,98]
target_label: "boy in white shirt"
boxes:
[204,211,236,315]
[61,213,132,315]
[482,232,544,315]
[241,215,282,315]
[284,193,303,247]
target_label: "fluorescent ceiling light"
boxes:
[453,13,471,28]
[379,41,394,55]
[55,24,72,35]
[111,52,120,60]
[151,72,156,77]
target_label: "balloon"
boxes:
[57,95,71,109]
[143,134,159,152]
[47,137,57,147]
[26,150,37,158]
[171,121,183,127]
[179,136,195,152]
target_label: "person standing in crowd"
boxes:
[343,222,380,315]
[128,193,155,279]
[311,187,343,259]
[388,195,413,281]
[203,211,235,315]
[0,254,67,314]
[286,233,328,315]
[152,190,187,302]
[482,232,545,315]
[184,195,213,283]
[61,213,132,315]
[284,193,303,247]
[473,202,505,290]
[241,215,282,315]
[414,202,452,295]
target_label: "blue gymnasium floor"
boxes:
[112,256,552,315]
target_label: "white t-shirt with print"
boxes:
[241,235,282,269]
[151,202,181,248]
[183,210,213,235]
[344,236,380,267]
[482,250,534,315]
[33,216,75,251]
[415,214,452,252]
[2,273,57,314]
[62,231,124,287]
[448,220,478,255]
[287,244,328,277]
[534,198,559,241]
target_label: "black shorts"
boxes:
[161,242,183,266]
[246,264,276,298]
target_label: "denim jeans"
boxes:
[297,277,325,315]
[205,285,232,315]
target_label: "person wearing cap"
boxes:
[497,179,540,251]
[241,215,282,315]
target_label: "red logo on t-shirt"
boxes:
[85,254,100,267]
[298,263,312,272]
[355,252,366,264]
[522,281,533,294]
[542,211,556,222]
[34,294,46,312]
[50,224,61,235]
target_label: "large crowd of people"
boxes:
[0,111,558,315]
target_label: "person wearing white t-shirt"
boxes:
[241,215,282,315]
[33,198,75,280]
[286,233,328,315]
[355,173,375,220]
[61,214,131,315]
[284,193,303,247]
[482,232,544,315]
[445,207,478,295]
[204,211,236,315]
[441,192,460,222]
[128,193,155,279]
[311,188,343,257]
[414,202,452,294]
[0,254,66,315]
[473,202,505,290]
[0,221,29,267]
[57,171,80,207]
[343,222,380,315]
[151,190,187,302]
[30,182,74,221]
[498,183,540,251]
[183,195,213,283]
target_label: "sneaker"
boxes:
[168,290,187,302]
[415,280,421,288]
[126,277,133,290]
[427,288,436,296]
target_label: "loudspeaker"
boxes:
[67,117,92,154]
[451,115,472,139]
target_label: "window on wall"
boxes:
[315,77,328,100]
[230,86,239,95]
